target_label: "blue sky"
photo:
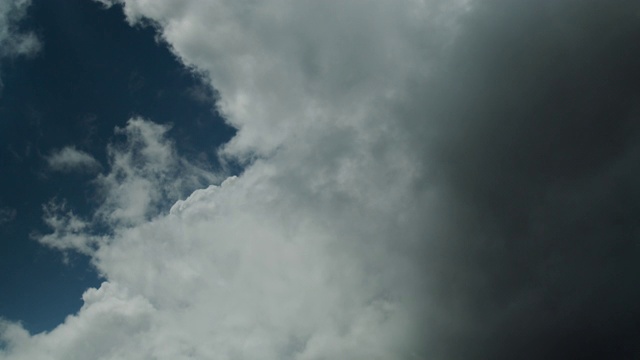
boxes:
[2,1,640,359]
[0,0,233,333]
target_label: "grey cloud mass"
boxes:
[400,2,640,358]
[2,0,640,359]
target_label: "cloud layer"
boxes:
[3,0,640,359]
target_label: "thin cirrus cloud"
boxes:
[2,1,640,359]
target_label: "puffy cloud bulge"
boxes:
[3,0,640,359]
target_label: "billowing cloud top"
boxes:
[3,0,640,359]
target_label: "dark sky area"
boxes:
[0,0,232,333]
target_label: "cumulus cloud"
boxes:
[25,113,420,359]
[0,282,154,360]
[3,0,640,359]
[45,147,101,173]
[38,118,220,254]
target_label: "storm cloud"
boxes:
[401,2,640,358]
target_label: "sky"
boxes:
[1,0,640,359]
[0,0,233,334]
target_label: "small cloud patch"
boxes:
[46,147,101,173]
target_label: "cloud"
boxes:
[38,118,220,254]
[0,207,16,225]
[0,0,40,58]
[45,147,101,173]
[0,282,154,359]
[3,0,640,359]
[15,115,421,359]
[0,0,40,90]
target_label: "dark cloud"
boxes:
[406,1,640,358]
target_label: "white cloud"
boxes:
[13,114,425,359]
[39,118,220,254]
[45,147,101,173]
[0,0,491,359]
[0,282,155,360]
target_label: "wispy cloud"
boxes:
[39,118,221,254]
[0,0,40,91]
[0,0,40,58]
[0,207,16,225]
[45,147,101,173]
